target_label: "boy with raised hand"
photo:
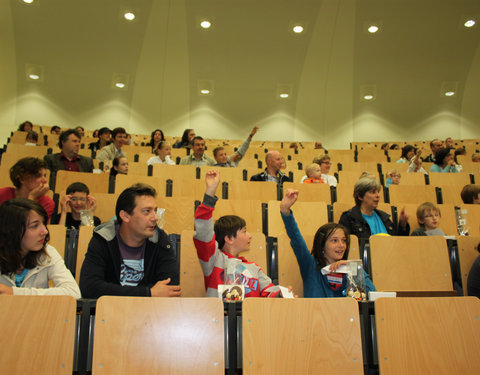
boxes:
[194,170,282,298]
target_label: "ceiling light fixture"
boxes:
[293,25,304,33]
[279,93,289,98]
[200,89,210,95]
[124,12,135,21]
[363,95,374,100]
[368,25,379,33]
[444,91,455,97]
[23,0,34,3]
[464,19,476,28]
[28,74,39,80]
[200,20,211,29]
[115,82,126,88]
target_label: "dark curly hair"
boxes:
[311,223,350,269]
[9,157,48,189]
[0,199,50,275]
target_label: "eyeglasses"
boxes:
[70,197,87,203]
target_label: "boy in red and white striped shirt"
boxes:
[194,170,282,298]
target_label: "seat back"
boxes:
[242,298,364,374]
[369,236,453,292]
[0,295,76,375]
[47,224,67,258]
[93,296,224,374]
[76,225,95,284]
[267,200,328,237]
[388,184,437,204]
[457,236,480,295]
[375,297,480,374]
[55,171,109,194]
[282,181,331,203]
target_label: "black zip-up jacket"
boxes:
[79,220,179,299]
[339,205,410,240]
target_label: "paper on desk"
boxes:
[321,260,360,276]
[278,286,294,298]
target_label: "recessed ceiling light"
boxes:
[124,12,135,21]
[464,19,476,28]
[279,93,289,98]
[363,95,374,100]
[200,89,210,95]
[368,25,379,33]
[200,20,211,29]
[115,82,125,88]
[445,91,455,97]
[293,25,304,33]
[29,74,40,80]
[23,0,34,3]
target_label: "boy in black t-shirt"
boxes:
[51,182,101,228]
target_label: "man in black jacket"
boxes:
[250,150,291,185]
[44,129,94,173]
[79,183,180,298]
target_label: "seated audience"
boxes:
[147,142,175,166]
[92,129,99,138]
[79,183,180,298]
[429,148,459,173]
[194,170,283,297]
[213,126,258,167]
[173,128,196,149]
[179,136,215,167]
[472,153,480,163]
[44,129,94,173]
[385,169,401,188]
[389,143,400,150]
[314,141,326,150]
[444,137,454,149]
[454,148,466,170]
[147,129,165,153]
[0,199,81,298]
[0,157,54,219]
[467,244,480,298]
[423,139,443,163]
[110,157,129,176]
[51,125,61,135]
[461,184,480,204]
[411,202,445,236]
[397,145,415,163]
[88,127,111,153]
[51,182,101,229]
[300,154,337,186]
[18,121,33,132]
[407,149,428,174]
[75,126,85,138]
[339,177,410,239]
[125,133,137,146]
[302,163,325,184]
[279,189,375,298]
[96,127,127,163]
[250,150,292,185]
[381,143,389,151]
[25,130,38,146]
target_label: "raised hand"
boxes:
[280,189,299,215]
[249,126,259,138]
[205,170,220,197]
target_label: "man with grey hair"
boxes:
[339,177,409,239]
[250,150,291,185]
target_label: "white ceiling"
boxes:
[6,0,480,145]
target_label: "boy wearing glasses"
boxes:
[51,182,101,228]
[411,202,445,236]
